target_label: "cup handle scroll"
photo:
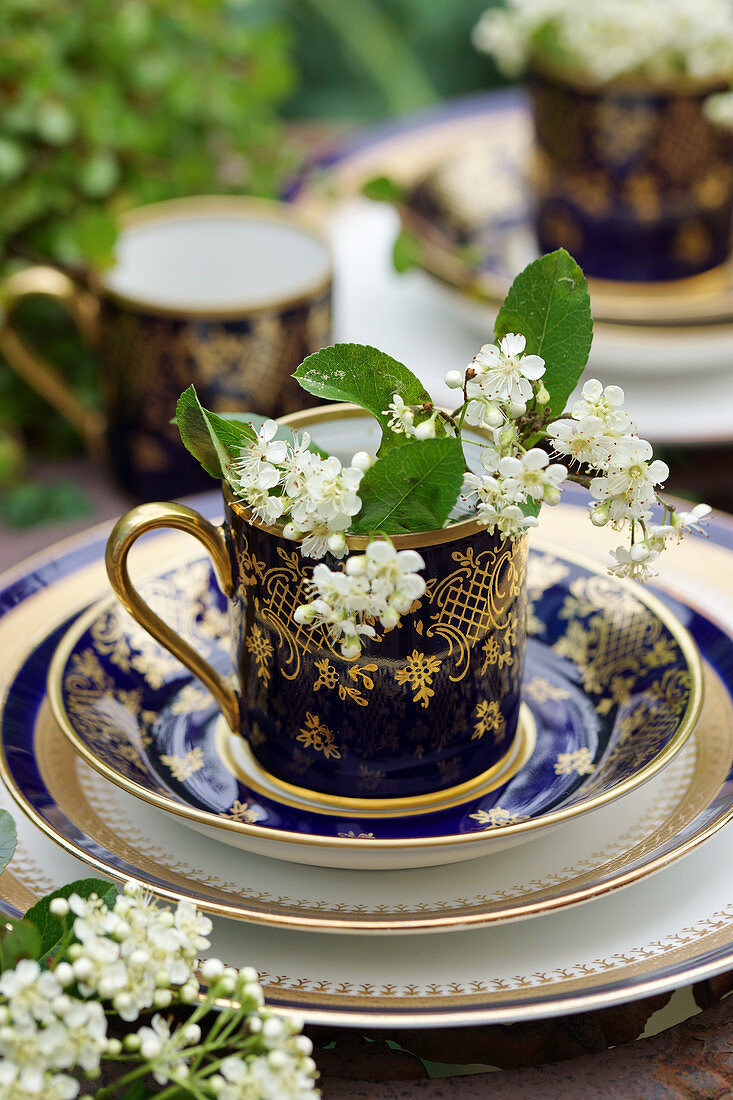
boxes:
[0,265,106,459]
[105,502,242,733]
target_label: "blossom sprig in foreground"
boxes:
[294,540,426,658]
[0,883,318,1100]
[445,346,709,582]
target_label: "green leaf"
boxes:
[351,437,465,534]
[24,878,117,963]
[494,249,593,418]
[392,228,420,273]
[361,175,405,204]
[0,481,92,529]
[0,811,17,876]
[0,920,41,971]
[119,1084,158,1100]
[176,385,256,479]
[294,344,434,455]
[69,207,118,269]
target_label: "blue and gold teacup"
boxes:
[106,406,528,806]
[529,71,733,282]
[0,197,331,499]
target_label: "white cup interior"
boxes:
[103,205,331,312]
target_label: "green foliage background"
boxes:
[0,0,506,519]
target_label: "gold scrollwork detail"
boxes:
[425,543,526,684]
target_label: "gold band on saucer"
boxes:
[216,705,536,819]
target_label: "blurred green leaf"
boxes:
[362,175,405,204]
[0,480,92,529]
[392,228,421,273]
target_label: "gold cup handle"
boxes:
[0,265,106,459]
[105,502,242,733]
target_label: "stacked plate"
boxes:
[2,490,733,1029]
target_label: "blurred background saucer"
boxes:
[291,90,733,456]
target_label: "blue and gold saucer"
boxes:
[45,547,702,870]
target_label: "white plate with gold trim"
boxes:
[1,642,731,935]
[2,495,733,1024]
[43,548,702,871]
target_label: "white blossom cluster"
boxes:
[231,420,367,559]
[450,333,567,538]
[295,540,426,658]
[549,378,710,579]
[444,339,709,580]
[473,0,733,85]
[0,883,318,1100]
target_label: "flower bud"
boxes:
[536,383,550,406]
[141,1036,163,1059]
[341,639,361,660]
[50,897,70,918]
[345,554,366,576]
[153,989,172,1008]
[507,401,526,419]
[350,450,374,471]
[484,403,503,428]
[590,503,610,527]
[327,533,347,556]
[283,523,300,541]
[543,486,561,506]
[201,957,225,981]
[414,414,437,440]
[444,369,464,389]
[54,962,74,987]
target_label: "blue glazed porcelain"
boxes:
[528,72,733,282]
[224,489,527,801]
[47,547,701,856]
[3,572,730,888]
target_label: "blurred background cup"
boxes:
[0,196,332,499]
[529,70,733,283]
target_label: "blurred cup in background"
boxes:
[0,196,332,499]
[529,71,733,283]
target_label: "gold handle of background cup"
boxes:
[105,502,242,733]
[0,265,106,460]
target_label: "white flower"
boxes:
[497,447,567,503]
[571,379,635,437]
[466,473,539,538]
[590,439,669,517]
[467,333,545,406]
[608,543,660,582]
[473,0,733,85]
[236,419,287,473]
[550,415,622,467]
[0,1062,79,1100]
[295,539,426,655]
[0,959,63,1026]
[673,502,711,535]
[382,393,416,436]
[280,432,316,498]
